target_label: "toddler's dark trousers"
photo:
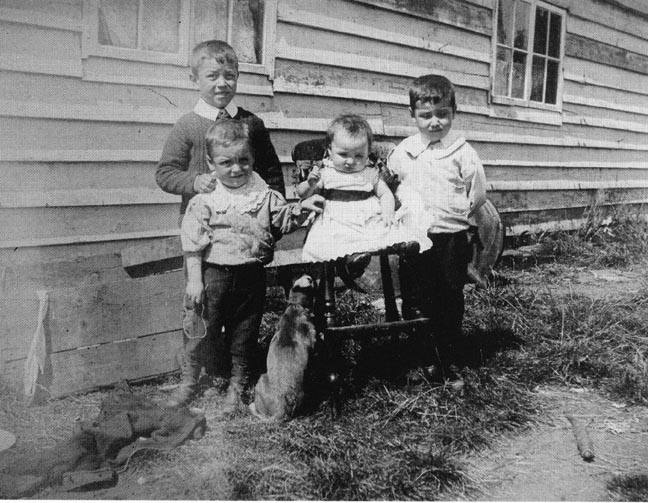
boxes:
[398,230,470,369]
[184,262,265,380]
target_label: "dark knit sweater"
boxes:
[155,107,284,215]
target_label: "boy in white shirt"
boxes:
[388,74,487,379]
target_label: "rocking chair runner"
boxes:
[291,138,505,416]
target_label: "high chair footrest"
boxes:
[324,317,432,340]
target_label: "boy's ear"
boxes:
[409,107,415,119]
[189,72,198,86]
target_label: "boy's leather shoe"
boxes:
[220,382,245,416]
[391,241,421,256]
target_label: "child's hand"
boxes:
[301,194,325,214]
[379,212,397,227]
[307,164,321,185]
[194,173,217,193]
[185,280,204,305]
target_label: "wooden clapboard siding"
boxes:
[568,15,648,57]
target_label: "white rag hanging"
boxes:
[23,290,49,400]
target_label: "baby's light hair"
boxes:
[326,114,373,151]
[409,74,457,114]
[190,39,239,76]
[205,119,250,159]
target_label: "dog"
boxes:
[249,274,317,421]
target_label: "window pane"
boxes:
[232,0,264,64]
[533,7,548,54]
[548,12,562,58]
[513,0,529,49]
[495,47,512,96]
[98,0,137,48]
[497,0,514,46]
[512,50,527,98]
[530,55,545,101]
[545,59,559,104]
[192,0,228,48]
[141,0,180,53]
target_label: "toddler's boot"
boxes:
[220,357,248,416]
[166,358,200,407]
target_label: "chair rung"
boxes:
[323,318,431,339]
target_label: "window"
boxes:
[84,0,274,72]
[492,0,565,109]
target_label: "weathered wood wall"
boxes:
[1,0,647,397]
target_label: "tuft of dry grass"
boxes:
[607,473,648,501]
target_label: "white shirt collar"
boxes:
[404,131,462,157]
[193,98,239,121]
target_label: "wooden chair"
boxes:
[291,138,505,416]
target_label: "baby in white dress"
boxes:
[297,114,431,263]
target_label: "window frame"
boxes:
[490,0,566,112]
[82,0,277,76]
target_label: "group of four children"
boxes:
[155,40,487,414]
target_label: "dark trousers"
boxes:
[184,262,266,378]
[398,230,470,368]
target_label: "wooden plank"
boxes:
[562,114,648,134]
[0,204,179,246]
[564,0,648,41]
[490,187,648,213]
[489,180,648,191]
[482,160,648,169]
[565,33,648,75]
[0,272,184,358]
[275,36,490,90]
[0,23,81,76]
[46,330,184,398]
[0,188,176,208]
[351,0,493,35]
[0,161,158,192]
[568,15,648,56]
[0,6,81,31]
[47,272,184,352]
[278,1,490,63]
[564,93,648,117]
[1,228,180,250]
[0,149,162,162]
[565,57,648,96]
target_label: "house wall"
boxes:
[1,0,647,397]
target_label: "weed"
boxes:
[607,472,648,501]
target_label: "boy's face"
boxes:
[191,57,238,109]
[328,130,369,174]
[411,99,455,144]
[207,141,253,189]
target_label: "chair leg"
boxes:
[320,261,342,418]
[379,253,399,322]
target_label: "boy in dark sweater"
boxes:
[156,39,284,218]
[156,40,285,406]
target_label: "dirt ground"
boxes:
[2,263,647,500]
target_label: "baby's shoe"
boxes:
[392,241,420,256]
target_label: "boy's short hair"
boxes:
[206,119,250,157]
[326,114,373,151]
[409,74,457,114]
[190,40,239,76]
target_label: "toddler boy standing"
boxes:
[388,74,487,379]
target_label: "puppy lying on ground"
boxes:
[249,275,317,421]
